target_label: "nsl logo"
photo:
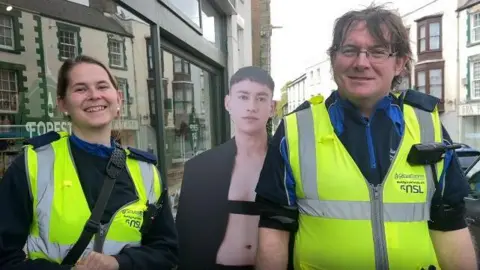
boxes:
[400,184,424,194]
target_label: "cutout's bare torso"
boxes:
[215,153,265,266]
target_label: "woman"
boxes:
[0,55,178,270]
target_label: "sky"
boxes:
[269,0,437,98]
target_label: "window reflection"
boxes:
[161,50,212,216]
[201,0,222,47]
[169,0,201,27]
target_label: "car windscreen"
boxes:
[458,151,480,171]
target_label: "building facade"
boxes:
[286,73,306,113]
[0,0,252,215]
[251,0,274,133]
[284,60,336,113]
[0,0,142,177]
[458,0,480,148]
[305,60,337,99]
[402,0,459,140]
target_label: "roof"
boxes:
[1,0,132,37]
[457,0,480,12]
[289,73,307,86]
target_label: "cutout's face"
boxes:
[57,63,122,130]
[332,21,406,101]
[225,80,275,135]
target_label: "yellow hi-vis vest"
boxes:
[24,132,162,263]
[284,97,444,270]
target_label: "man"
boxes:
[175,66,276,269]
[255,5,477,270]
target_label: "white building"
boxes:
[285,60,337,113]
[286,73,306,113]
[305,60,337,99]
[402,0,459,141]
[458,0,480,148]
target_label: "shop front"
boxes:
[116,0,236,214]
[460,102,480,149]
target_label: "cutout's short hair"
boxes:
[229,66,275,92]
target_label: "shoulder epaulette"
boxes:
[24,131,61,149]
[402,89,440,112]
[127,147,158,165]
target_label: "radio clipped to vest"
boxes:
[407,142,462,216]
[140,185,167,234]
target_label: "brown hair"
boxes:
[327,4,412,89]
[56,55,118,99]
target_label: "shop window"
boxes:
[57,22,82,60]
[161,50,213,212]
[108,35,127,70]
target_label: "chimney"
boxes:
[89,0,117,14]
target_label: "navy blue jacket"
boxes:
[255,91,469,232]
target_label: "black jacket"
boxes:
[0,134,179,270]
[175,139,237,269]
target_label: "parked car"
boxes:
[454,143,480,172]
[461,148,480,253]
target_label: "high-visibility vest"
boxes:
[24,132,162,263]
[284,97,444,270]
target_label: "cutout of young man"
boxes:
[175,66,275,270]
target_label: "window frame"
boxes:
[0,8,23,54]
[416,16,442,54]
[471,12,480,44]
[107,34,127,70]
[56,22,82,61]
[470,60,480,100]
[0,61,26,115]
[414,63,445,102]
[0,68,19,113]
[115,77,129,117]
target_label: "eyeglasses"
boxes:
[337,46,397,63]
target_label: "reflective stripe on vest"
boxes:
[25,137,162,263]
[289,106,437,221]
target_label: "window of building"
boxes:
[471,60,480,99]
[57,22,81,60]
[0,69,18,113]
[0,9,23,54]
[471,12,480,44]
[0,15,14,50]
[173,56,190,74]
[417,17,442,53]
[116,77,129,117]
[415,66,444,100]
[108,35,126,70]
